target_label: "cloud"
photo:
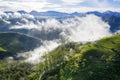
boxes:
[52,7,120,13]
[0,0,45,2]
[90,0,110,8]
[12,14,112,63]
[0,12,34,19]
[10,15,111,42]
[79,0,107,7]
[0,0,120,12]
[0,1,59,12]
[61,0,83,4]
[19,40,60,64]
[115,30,120,34]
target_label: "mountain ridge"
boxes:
[0,32,41,59]
[2,10,120,17]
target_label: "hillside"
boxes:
[41,34,120,80]
[0,32,41,59]
[0,34,120,80]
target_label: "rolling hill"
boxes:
[0,32,41,59]
[0,33,120,80]
[41,33,120,80]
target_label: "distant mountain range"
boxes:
[0,10,120,40]
[3,10,120,18]
[1,10,120,32]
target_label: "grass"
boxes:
[0,47,7,52]
[41,34,120,80]
[0,33,120,80]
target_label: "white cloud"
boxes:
[0,1,60,12]
[52,7,120,13]
[61,0,83,3]
[14,14,112,63]
[90,0,110,8]
[0,0,120,12]
[10,14,112,42]
[0,0,46,2]
[19,40,60,64]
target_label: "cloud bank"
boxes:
[10,14,111,42]
[13,14,112,63]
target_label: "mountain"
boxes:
[17,10,27,14]
[71,12,85,16]
[86,11,120,32]
[0,32,41,59]
[4,11,14,14]
[1,10,120,33]
[41,34,120,80]
[30,11,69,18]
[0,33,120,79]
[102,12,120,32]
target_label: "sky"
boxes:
[0,0,120,12]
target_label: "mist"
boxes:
[9,14,112,63]
[10,14,111,41]
[0,12,113,63]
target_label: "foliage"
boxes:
[0,32,41,59]
[0,34,120,80]
[41,34,120,80]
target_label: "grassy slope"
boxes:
[42,34,120,80]
[0,32,41,59]
[0,34,120,80]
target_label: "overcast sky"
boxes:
[0,0,120,12]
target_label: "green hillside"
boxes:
[41,34,120,80]
[0,34,120,80]
[0,32,41,59]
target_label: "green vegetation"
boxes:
[0,34,120,80]
[0,32,41,59]
[41,34,120,80]
[0,47,7,52]
[0,61,35,80]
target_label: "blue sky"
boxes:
[0,0,120,12]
